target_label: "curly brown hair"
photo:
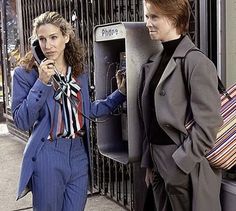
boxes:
[19,11,85,78]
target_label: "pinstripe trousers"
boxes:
[31,137,89,211]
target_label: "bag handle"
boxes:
[181,48,232,100]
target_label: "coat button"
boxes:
[32,157,36,162]
[41,138,45,142]
[160,90,166,96]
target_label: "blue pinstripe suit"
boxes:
[12,67,126,210]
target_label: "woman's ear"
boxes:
[65,35,70,44]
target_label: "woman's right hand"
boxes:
[38,59,55,84]
[116,69,126,95]
[145,168,153,187]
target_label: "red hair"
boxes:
[145,0,190,34]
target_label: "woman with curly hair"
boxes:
[12,11,126,211]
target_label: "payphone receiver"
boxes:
[31,40,60,78]
[31,39,60,77]
[31,39,46,65]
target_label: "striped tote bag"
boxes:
[182,48,236,170]
[185,83,236,170]
[205,84,236,169]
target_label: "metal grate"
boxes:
[189,0,199,45]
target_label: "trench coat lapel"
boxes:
[141,55,176,134]
[157,58,176,88]
[141,54,162,130]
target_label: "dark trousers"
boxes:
[150,144,192,211]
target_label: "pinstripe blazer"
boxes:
[12,67,126,199]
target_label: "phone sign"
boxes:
[95,23,125,41]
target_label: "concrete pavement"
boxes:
[0,123,126,211]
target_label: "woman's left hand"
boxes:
[116,70,126,95]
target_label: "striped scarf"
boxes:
[53,67,82,138]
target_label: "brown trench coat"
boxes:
[138,35,223,211]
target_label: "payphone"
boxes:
[93,22,161,164]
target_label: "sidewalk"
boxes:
[0,123,126,211]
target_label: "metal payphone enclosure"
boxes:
[94,22,161,164]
